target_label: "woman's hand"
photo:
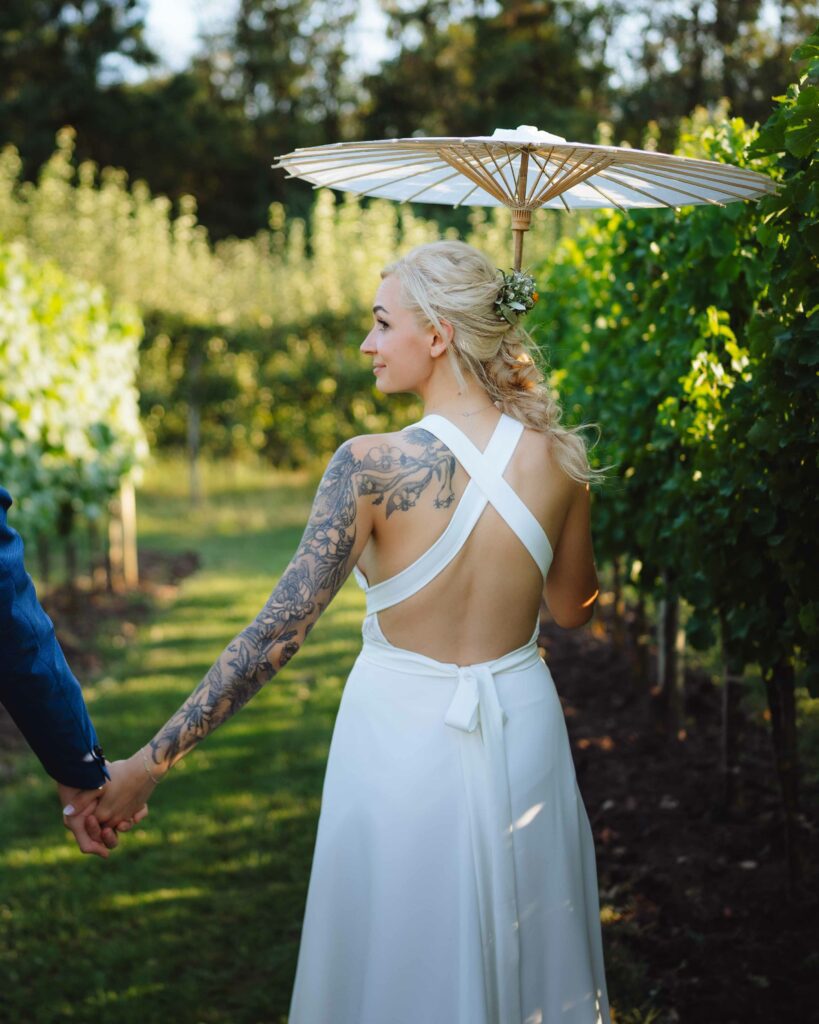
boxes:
[58,786,118,858]
[91,751,162,826]
[58,778,150,858]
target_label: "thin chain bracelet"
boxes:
[141,746,165,784]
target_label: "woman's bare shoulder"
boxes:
[343,429,455,519]
[344,428,419,465]
[519,426,579,496]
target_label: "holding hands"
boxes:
[59,751,161,858]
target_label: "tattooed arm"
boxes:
[138,427,455,777]
[91,428,460,826]
[147,438,374,769]
[91,438,378,824]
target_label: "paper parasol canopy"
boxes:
[274,125,779,270]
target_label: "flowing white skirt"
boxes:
[288,621,610,1024]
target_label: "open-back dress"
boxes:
[287,412,611,1024]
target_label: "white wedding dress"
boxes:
[287,412,611,1024]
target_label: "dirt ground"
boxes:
[541,607,819,1024]
[2,556,816,1024]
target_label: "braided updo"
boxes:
[381,240,607,485]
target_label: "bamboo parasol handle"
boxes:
[511,208,532,271]
[512,150,531,271]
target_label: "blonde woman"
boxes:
[91,240,611,1023]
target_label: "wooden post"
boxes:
[611,554,625,651]
[107,492,124,592]
[654,570,679,737]
[57,501,76,588]
[88,518,106,587]
[626,589,649,696]
[675,615,686,735]
[187,344,203,506]
[764,655,805,895]
[188,400,202,506]
[120,478,138,587]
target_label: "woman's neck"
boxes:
[423,396,499,420]
[420,370,497,421]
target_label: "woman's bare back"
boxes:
[352,412,584,664]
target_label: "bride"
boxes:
[80,240,611,1023]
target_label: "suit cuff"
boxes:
[81,744,110,784]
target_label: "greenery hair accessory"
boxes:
[494,269,539,326]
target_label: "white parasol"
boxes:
[274,125,779,270]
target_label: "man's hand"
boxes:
[57,779,149,859]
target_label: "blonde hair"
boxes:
[382,240,611,486]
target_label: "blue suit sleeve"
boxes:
[0,488,109,789]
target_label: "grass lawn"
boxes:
[0,455,365,1024]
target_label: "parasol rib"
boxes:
[453,179,483,207]
[524,150,558,202]
[610,156,778,194]
[280,152,436,177]
[449,152,518,207]
[607,149,775,184]
[482,144,518,200]
[530,152,616,205]
[299,156,440,189]
[595,170,726,207]
[402,166,476,203]
[438,151,510,204]
[529,147,585,203]
[277,141,445,160]
[607,162,770,200]
[526,148,577,205]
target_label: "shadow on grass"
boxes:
[0,458,367,1024]
[0,661,340,1024]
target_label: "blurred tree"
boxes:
[196,0,359,224]
[2,0,815,240]
[0,0,156,174]
[101,62,263,241]
[614,0,819,146]
[361,0,618,139]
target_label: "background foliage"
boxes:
[0,239,146,535]
[1,1,816,238]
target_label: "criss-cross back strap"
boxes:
[419,414,553,578]
[361,413,526,615]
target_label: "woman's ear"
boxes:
[430,318,454,357]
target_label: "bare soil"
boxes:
[540,606,819,1024]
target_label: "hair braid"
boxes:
[382,241,611,486]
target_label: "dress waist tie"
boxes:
[359,635,543,1024]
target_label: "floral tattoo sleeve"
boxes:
[146,430,457,770]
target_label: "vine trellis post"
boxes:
[107,480,139,591]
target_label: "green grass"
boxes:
[0,456,360,1024]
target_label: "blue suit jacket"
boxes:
[0,487,108,789]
